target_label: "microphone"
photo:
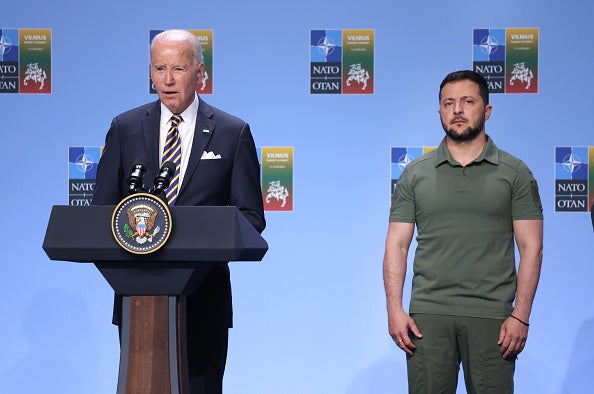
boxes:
[151,161,176,195]
[127,158,147,195]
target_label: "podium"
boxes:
[42,205,268,394]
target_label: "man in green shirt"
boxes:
[383,70,543,393]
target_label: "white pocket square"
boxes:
[201,151,222,160]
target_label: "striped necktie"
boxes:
[162,114,183,205]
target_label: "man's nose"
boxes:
[164,70,175,84]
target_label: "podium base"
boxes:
[117,295,190,394]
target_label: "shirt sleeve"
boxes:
[512,161,544,220]
[389,165,416,223]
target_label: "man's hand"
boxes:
[388,309,423,356]
[498,316,529,359]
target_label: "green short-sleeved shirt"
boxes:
[390,135,543,319]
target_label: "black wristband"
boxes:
[509,314,530,327]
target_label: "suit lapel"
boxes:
[141,101,162,176]
[178,97,215,196]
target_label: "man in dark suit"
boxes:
[92,29,265,394]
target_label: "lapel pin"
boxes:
[203,129,210,133]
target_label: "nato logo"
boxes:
[310,30,342,94]
[0,29,18,61]
[311,29,342,62]
[555,147,589,212]
[69,147,100,179]
[69,147,102,206]
[473,29,505,62]
[473,29,506,93]
[0,29,19,93]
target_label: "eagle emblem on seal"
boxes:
[124,203,160,244]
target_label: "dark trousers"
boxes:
[187,328,229,394]
[407,314,515,394]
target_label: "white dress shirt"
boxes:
[158,94,199,188]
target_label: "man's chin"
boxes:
[160,97,181,112]
[445,127,482,142]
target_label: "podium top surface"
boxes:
[43,205,268,263]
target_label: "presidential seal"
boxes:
[111,193,172,254]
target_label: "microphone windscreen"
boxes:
[161,161,176,173]
[131,157,147,170]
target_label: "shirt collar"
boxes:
[434,134,499,167]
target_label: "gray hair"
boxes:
[150,29,203,65]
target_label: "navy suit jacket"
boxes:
[92,97,265,329]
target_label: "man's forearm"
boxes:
[512,219,544,322]
[383,249,407,314]
[513,250,543,322]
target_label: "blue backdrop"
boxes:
[1,1,592,393]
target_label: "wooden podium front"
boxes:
[119,295,188,393]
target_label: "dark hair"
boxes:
[439,70,489,105]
